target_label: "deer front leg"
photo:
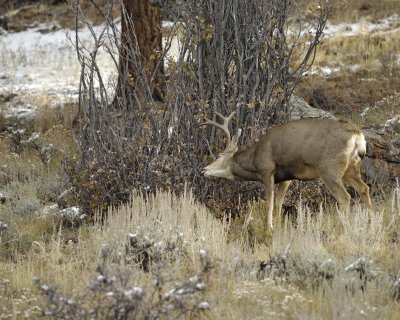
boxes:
[262,172,275,230]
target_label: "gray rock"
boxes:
[362,130,400,187]
[289,95,334,120]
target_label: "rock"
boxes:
[0,193,6,203]
[289,95,334,120]
[362,130,400,187]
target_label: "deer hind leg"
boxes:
[320,173,351,212]
[275,180,292,220]
[344,161,372,210]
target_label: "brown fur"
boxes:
[203,118,372,230]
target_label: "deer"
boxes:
[200,112,372,230]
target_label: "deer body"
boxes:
[202,115,372,230]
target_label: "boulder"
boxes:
[289,95,334,120]
[362,130,400,187]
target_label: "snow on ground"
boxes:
[0,20,180,118]
[0,15,399,118]
[0,22,118,118]
[323,14,400,38]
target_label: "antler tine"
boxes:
[199,111,236,145]
[199,118,231,143]
[215,111,235,127]
[214,111,236,142]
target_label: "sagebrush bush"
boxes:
[126,224,190,272]
[34,250,211,320]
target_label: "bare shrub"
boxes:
[34,250,212,320]
[126,225,189,272]
[258,250,336,289]
[389,270,400,301]
[66,0,331,216]
[344,257,379,292]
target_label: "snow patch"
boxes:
[0,22,119,117]
[323,14,400,38]
[1,15,399,118]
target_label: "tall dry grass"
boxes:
[1,185,399,319]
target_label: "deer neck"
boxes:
[231,145,261,181]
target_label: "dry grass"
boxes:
[1,186,399,319]
[292,0,400,120]
[0,119,76,182]
[296,0,400,23]
[295,28,400,118]
[316,32,400,68]
[331,0,400,23]
[0,106,77,266]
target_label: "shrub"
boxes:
[34,250,212,320]
[67,0,331,218]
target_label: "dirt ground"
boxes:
[0,0,118,31]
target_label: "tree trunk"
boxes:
[115,0,163,108]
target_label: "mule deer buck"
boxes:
[200,112,372,230]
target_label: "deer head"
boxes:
[199,112,242,180]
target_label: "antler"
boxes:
[199,111,235,143]
[199,111,242,152]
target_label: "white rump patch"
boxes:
[355,133,367,156]
[348,133,366,160]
